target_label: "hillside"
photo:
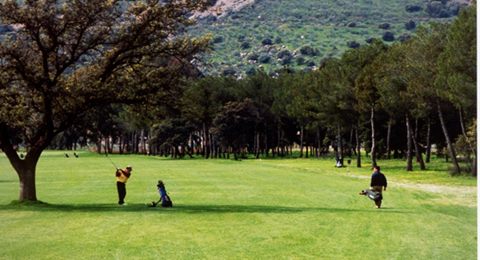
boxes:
[192,0,469,77]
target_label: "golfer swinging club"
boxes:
[116,165,132,205]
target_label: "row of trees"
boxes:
[0,1,475,202]
[73,6,476,176]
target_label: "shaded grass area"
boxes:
[0,202,413,214]
[0,151,476,259]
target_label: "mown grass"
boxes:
[0,151,476,259]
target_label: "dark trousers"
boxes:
[371,186,383,208]
[117,182,126,205]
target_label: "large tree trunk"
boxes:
[370,107,377,167]
[386,117,392,159]
[0,136,43,201]
[425,118,431,163]
[356,127,361,168]
[410,118,426,170]
[348,128,354,157]
[96,139,102,154]
[472,155,477,177]
[406,114,413,171]
[203,122,210,159]
[299,125,304,158]
[264,122,268,157]
[458,108,476,174]
[119,136,124,154]
[210,135,215,158]
[255,131,260,159]
[17,159,39,201]
[141,129,147,155]
[459,108,467,138]
[437,100,461,174]
[130,132,135,153]
[104,136,110,154]
[337,124,343,165]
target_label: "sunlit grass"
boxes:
[0,151,476,259]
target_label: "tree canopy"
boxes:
[0,0,210,201]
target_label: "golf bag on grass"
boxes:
[148,195,173,208]
[161,195,173,207]
[359,189,382,201]
[148,180,173,208]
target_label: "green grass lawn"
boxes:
[0,151,476,259]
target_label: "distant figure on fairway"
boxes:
[370,165,387,208]
[149,180,173,207]
[115,165,132,205]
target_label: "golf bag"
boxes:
[161,195,173,208]
[359,189,382,201]
[148,195,173,208]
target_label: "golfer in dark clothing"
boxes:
[370,166,387,208]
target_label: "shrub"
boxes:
[405,4,422,12]
[296,56,306,65]
[405,20,416,30]
[398,34,411,42]
[205,15,217,23]
[306,60,316,67]
[222,68,237,76]
[261,38,273,45]
[378,23,390,30]
[258,54,271,63]
[347,41,360,48]
[241,41,251,49]
[245,67,256,76]
[213,35,224,44]
[299,45,319,56]
[426,2,452,18]
[280,56,292,65]
[247,53,259,61]
[277,50,292,59]
[207,0,218,6]
[382,31,395,42]
[446,2,461,16]
[0,25,13,34]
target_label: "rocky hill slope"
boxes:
[192,0,470,77]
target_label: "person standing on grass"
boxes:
[116,165,132,205]
[370,165,387,208]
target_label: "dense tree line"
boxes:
[1,2,475,203]
[62,6,476,176]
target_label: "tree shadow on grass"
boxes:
[0,202,413,214]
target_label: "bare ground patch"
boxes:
[195,0,255,18]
